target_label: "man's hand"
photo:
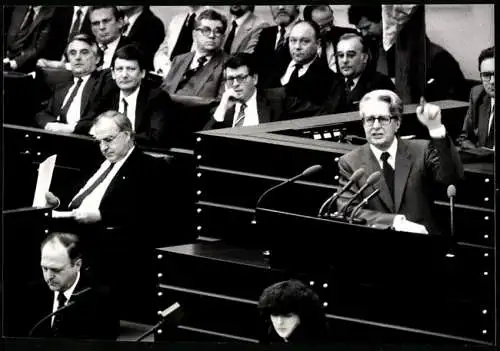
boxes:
[416,97,443,131]
[45,122,75,133]
[37,58,66,69]
[72,208,102,223]
[213,88,242,122]
[45,192,61,208]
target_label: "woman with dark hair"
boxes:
[257,279,329,343]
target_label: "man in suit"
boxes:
[88,44,176,148]
[35,34,112,135]
[162,9,230,99]
[23,232,118,339]
[205,53,286,130]
[457,46,495,150]
[118,6,165,72]
[254,5,300,89]
[303,5,358,74]
[336,90,464,235]
[223,6,269,55]
[321,33,395,114]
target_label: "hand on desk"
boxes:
[392,215,429,234]
[45,192,60,209]
[45,122,75,133]
[72,208,102,223]
[36,58,67,69]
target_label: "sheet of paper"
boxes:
[32,154,57,207]
[52,210,74,219]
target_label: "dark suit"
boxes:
[163,50,229,99]
[321,70,395,114]
[21,274,118,340]
[88,82,176,147]
[337,136,463,235]
[125,7,165,72]
[319,25,358,73]
[56,7,93,59]
[35,70,114,134]
[457,84,494,148]
[204,88,286,130]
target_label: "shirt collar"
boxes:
[346,76,361,87]
[74,6,88,15]
[73,73,91,84]
[369,136,398,163]
[119,85,141,103]
[101,36,121,51]
[242,88,257,106]
[290,56,316,71]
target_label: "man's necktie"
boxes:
[68,162,116,210]
[287,63,303,84]
[381,152,395,202]
[68,8,82,40]
[59,78,83,123]
[224,20,238,53]
[19,6,35,33]
[177,56,207,91]
[233,103,246,127]
[122,98,128,117]
[345,78,354,96]
[170,13,196,60]
[52,292,67,335]
[276,26,286,51]
[486,104,495,148]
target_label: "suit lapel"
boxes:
[393,140,413,213]
[223,106,236,127]
[80,73,98,115]
[361,145,394,212]
[231,14,254,51]
[193,51,224,95]
[135,85,148,131]
[478,94,491,146]
[257,92,271,124]
[173,52,195,91]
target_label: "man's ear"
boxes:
[73,258,83,270]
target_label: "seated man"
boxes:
[87,44,177,148]
[35,34,113,134]
[321,33,395,114]
[336,90,464,235]
[456,46,495,151]
[162,9,230,99]
[205,52,286,129]
[21,232,118,340]
[222,6,269,55]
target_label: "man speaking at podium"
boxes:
[336,89,463,235]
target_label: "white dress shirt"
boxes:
[324,41,337,73]
[345,76,361,92]
[370,137,398,170]
[231,11,251,36]
[123,9,143,37]
[189,52,211,70]
[274,18,299,49]
[280,58,316,86]
[69,6,89,34]
[51,272,80,326]
[233,90,259,127]
[60,74,92,129]
[70,146,135,211]
[119,86,141,130]
[101,36,121,69]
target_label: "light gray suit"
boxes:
[223,12,269,54]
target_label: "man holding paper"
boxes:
[336,90,464,235]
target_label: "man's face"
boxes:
[225,66,257,102]
[289,22,319,64]
[480,57,495,97]
[361,99,400,150]
[94,118,132,162]
[230,5,251,17]
[311,8,334,35]
[67,40,99,77]
[90,8,123,45]
[194,19,225,54]
[356,16,382,40]
[270,5,299,27]
[41,241,81,292]
[337,37,369,79]
[111,58,145,94]
[271,313,301,340]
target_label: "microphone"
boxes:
[348,188,380,223]
[252,165,323,223]
[335,171,382,219]
[28,287,92,337]
[318,168,365,217]
[447,184,456,237]
[135,302,182,342]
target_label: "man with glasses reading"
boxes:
[336,90,463,235]
[457,46,495,151]
[205,52,286,129]
[162,9,229,99]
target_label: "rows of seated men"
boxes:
[3,5,492,152]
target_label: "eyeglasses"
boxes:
[480,71,495,81]
[225,74,250,85]
[195,26,225,37]
[363,116,396,127]
[96,131,123,145]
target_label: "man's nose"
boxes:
[372,118,382,128]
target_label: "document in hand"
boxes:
[32,154,57,207]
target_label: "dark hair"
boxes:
[291,20,321,41]
[41,232,82,262]
[196,9,228,33]
[258,280,328,341]
[224,53,257,76]
[303,5,333,22]
[65,33,103,64]
[478,46,494,71]
[348,5,382,25]
[111,44,146,71]
[338,32,369,53]
[89,5,124,21]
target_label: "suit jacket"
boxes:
[22,274,119,340]
[163,50,229,99]
[56,7,93,59]
[5,6,60,72]
[457,84,493,148]
[321,70,395,114]
[223,13,269,54]
[35,70,114,134]
[87,82,176,147]
[204,88,286,130]
[126,8,165,72]
[337,137,464,235]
